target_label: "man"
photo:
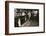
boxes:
[27,11,31,21]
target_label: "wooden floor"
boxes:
[21,19,39,27]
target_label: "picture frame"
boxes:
[5,1,45,35]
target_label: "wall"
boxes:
[0,0,46,36]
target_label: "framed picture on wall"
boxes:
[5,1,45,35]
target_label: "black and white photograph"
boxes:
[14,9,39,27]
